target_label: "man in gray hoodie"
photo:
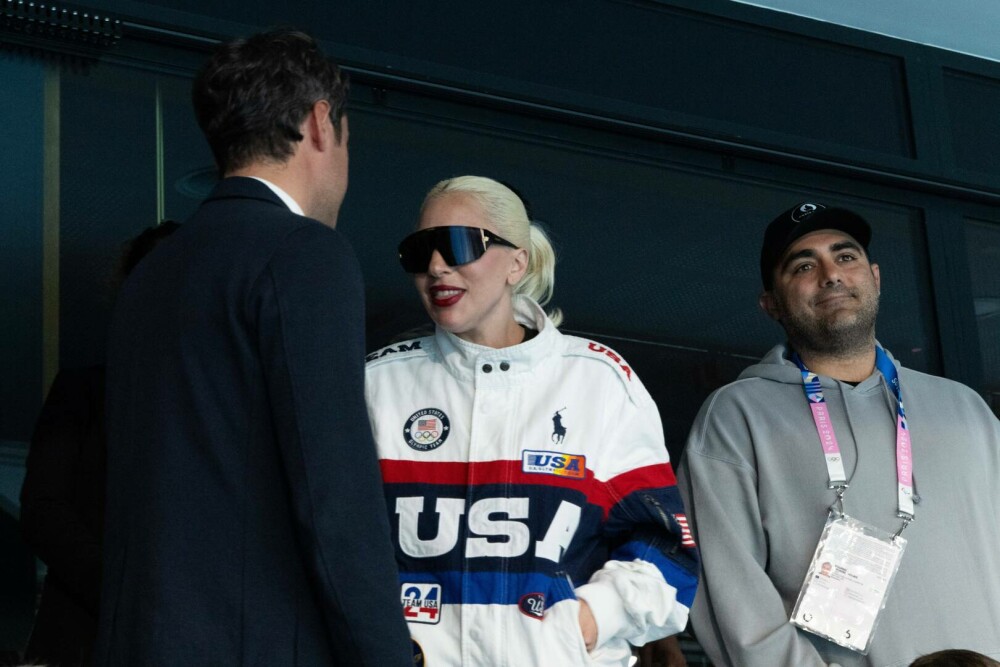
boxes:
[678,202,1000,667]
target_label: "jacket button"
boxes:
[500,362,510,371]
[482,364,493,373]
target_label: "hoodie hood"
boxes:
[738,341,901,389]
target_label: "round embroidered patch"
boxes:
[518,592,546,620]
[404,408,450,452]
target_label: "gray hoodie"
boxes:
[678,343,1000,667]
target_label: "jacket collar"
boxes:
[246,177,304,214]
[434,296,560,385]
[205,176,288,209]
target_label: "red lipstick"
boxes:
[430,285,465,307]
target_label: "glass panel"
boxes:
[58,65,210,370]
[0,50,47,661]
[0,50,212,419]
[945,70,1000,176]
[965,219,1000,415]
[0,45,212,655]
[0,55,46,443]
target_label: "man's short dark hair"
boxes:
[192,29,349,174]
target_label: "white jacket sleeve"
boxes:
[574,367,700,651]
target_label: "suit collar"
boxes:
[206,176,288,210]
[246,177,304,215]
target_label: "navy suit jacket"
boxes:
[96,178,412,666]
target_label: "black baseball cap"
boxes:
[760,202,871,289]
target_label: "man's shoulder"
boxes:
[900,365,974,392]
[899,366,994,416]
[700,375,777,415]
[204,184,351,258]
[683,376,792,465]
[176,193,360,308]
[205,197,320,235]
[196,177,327,235]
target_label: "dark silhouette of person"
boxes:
[19,221,179,667]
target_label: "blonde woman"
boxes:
[365,176,699,666]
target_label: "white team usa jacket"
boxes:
[365,297,699,666]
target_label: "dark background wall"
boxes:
[2,0,999,440]
[2,0,1000,658]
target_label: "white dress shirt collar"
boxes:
[248,177,305,216]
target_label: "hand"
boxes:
[636,635,688,667]
[578,599,598,651]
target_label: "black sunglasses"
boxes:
[398,226,519,273]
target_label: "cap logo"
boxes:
[791,203,826,223]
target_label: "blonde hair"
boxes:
[422,175,563,326]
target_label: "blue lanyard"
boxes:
[792,346,915,523]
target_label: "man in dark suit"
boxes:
[96,30,412,666]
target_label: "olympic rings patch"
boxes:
[403,408,450,452]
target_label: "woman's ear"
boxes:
[507,247,529,286]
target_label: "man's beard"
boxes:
[777,286,880,359]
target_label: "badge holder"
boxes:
[790,513,907,654]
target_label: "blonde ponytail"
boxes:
[514,222,562,326]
